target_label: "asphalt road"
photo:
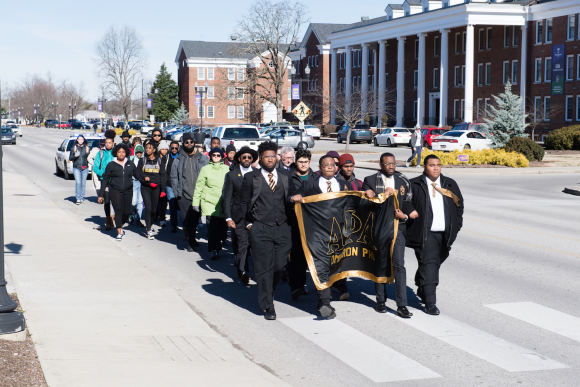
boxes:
[4,127,580,386]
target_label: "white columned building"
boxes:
[331,48,338,124]
[464,24,475,123]
[519,24,527,124]
[396,37,405,127]
[439,29,449,128]
[345,46,353,114]
[378,40,387,126]
[417,32,426,127]
[361,43,369,118]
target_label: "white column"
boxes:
[373,49,378,93]
[464,25,475,123]
[417,32,426,127]
[361,43,369,119]
[439,29,449,128]
[378,40,386,126]
[331,48,338,124]
[520,24,527,125]
[396,37,405,127]
[345,46,353,114]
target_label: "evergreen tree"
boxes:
[171,103,189,124]
[483,80,528,147]
[148,63,179,122]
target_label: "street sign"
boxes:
[292,101,311,122]
[195,94,201,106]
[150,115,155,124]
[299,121,305,129]
[113,116,118,125]
[99,113,105,119]
[291,84,300,100]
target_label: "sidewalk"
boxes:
[3,168,289,387]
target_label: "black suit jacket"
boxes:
[222,165,248,223]
[240,168,296,226]
[362,172,415,216]
[298,177,348,197]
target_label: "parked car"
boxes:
[6,124,22,137]
[268,129,314,150]
[291,125,321,140]
[55,134,103,180]
[421,127,448,149]
[336,125,372,144]
[207,125,266,151]
[1,127,17,144]
[374,127,412,147]
[451,122,489,136]
[71,121,91,129]
[170,126,193,142]
[45,119,60,128]
[431,130,493,151]
[58,121,71,129]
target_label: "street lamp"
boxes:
[52,102,59,121]
[33,104,39,125]
[69,101,77,128]
[17,107,22,124]
[146,88,159,123]
[290,64,310,144]
[98,96,107,129]
[194,82,209,131]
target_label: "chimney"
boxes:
[361,16,369,21]
[231,35,237,41]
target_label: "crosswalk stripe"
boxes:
[280,317,441,382]
[387,306,567,372]
[485,302,580,343]
[34,144,44,146]
[19,144,29,146]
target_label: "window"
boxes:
[535,58,542,82]
[503,61,510,84]
[577,96,580,121]
[339,54,344,69]
[352,77,356,93]
[315,79,319,90]
[536,20,543,44]
[413,100,417,120]
[228,68,235,81]
[237,68,244,81]
[578,54,580,79]
[534,96,542,120]
[565,96,573,121]
[455,32,461,54]
[385,73,389,88]
[207,68,214,80]
[487,27,492,50]
[198,106,204,119]
[236,88,244,99]
[477,64,484,86]
[546,18,552,43]
[228,106,235,119]
[434,68,440,88]
[454,99,460,119]
[566,55,574,81]
[434,36,439,57]
[415,39,419,59]
[569,16,576,40]
[485,98,491,116]
[513,26,519,46]
[414,70,418,89]
[288,86,291,101]
[237,106,244,119]
[386,45,389,62]
[544,96,551,121]
[504,26,511,47]
[454,66,460,86]
[198,67,205,80]
[207,106,214,119]
[443,0,449,7]
[339,78,343,94]
[228,87,235,100]
[315,55,318,67]
[485,63,491,85]
[308,56,312,68]
[368,49,373,65]
[479,29,485,51]
[462,65,465,86]
[307,80,311,92]
[545,57,552,82]
[512,60,518,84]
[461,99,465,120]
[463,31,466,53]
[477,99,482,119]
[207,86,214,99]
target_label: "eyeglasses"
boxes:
[380,163,396,167]
[170,147,179,150]
[241,155,253,160]
[296,160,310,164]
[211,154,222,158]
[184,140,194,144]
[153,134,161,137]
[282,156,294,161]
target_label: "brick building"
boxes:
[175,40,292,126]
[291,0,580,139]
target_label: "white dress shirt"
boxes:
[381,173,395,191]
[415,131,422,146]
[426,176,446,232]
[319,177,341,193]
[261,168,278,185]
[240,165,252,176]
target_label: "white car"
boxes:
[6,124,22,137]
[55,134,103,180]
[374,128,412,147]
[303,125,321,140]
[431,130,493,151]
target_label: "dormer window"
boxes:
[388,15,392,20]
[443,0,449,7]
[423,6,428,12]
[405,11,410,16]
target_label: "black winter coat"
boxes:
[99,160,137,197]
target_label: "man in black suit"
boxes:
[223,146,258,285]
[363,153,418,318]
[406,154,464,315]
[291,155,348,320]
[240,141,297,320]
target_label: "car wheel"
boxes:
[337,136,342,144]
[63,167,72,180]
[297,141,308,150]
[424,141,430,149]
[55,160,64,177]
[463,144,471,150]
[387,139,392,147]
[374,138,379,147]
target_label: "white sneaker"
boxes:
[116,233,123,241]
[147,231,155,240]
[405,162,410,168]
[76,200,81,205]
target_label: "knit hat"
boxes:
[158,140,169,151]
[134,145,144,154]
[326,151,340,159]
[121,130,131,138]
[339,154,355,167]
[182,132,194,142]
[209,147,224,158]
[225,144,236,154]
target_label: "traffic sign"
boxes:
[99,113,105,119]
[292,101,311,122]
[150,115,155,124]
[113,116,118,125]
[299,121,305,129]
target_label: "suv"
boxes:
[451,122,488,136]
[55,134,103,179]
[421,127,448,149]
[45,119,60,128]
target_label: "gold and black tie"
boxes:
[431,182,437,197]
[268,173,275,192]
[327,180,332,192]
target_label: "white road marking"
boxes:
[19,144,29,146]
[34,144,44,146]
[280,317,440,383]
[485,302,580,343]
[388,306,567,372]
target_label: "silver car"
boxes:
[268,129,314,150]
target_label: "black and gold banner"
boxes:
[295,191,399,290]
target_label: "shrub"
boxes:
[412,149,529,168]
[544,125,580,150]
[322,124,338,136]
[504,137,544,161]
[114,129,137,136]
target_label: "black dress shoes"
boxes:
[318,303,336,319]
[264,307,276,320]
[425,304,440,315]
[375,301,387,313]
[397,306,413,318]
[240,272,250,285]
[291,287,304,300]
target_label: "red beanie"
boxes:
[339,154,355,167]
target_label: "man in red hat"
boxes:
[338,154,363,191]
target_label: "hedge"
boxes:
[544,125,580,150]
[411,149,529,168]
[114,129,137,136]
[504,137,544,161]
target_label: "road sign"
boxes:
[150,115,155,124]
[113,116,118,125]
[99,113,105,119]
[299,121,305,129]
[292,101,311,122]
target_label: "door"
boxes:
[470,132,488,149]
[435,99,440,125]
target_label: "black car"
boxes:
[45,119,60,128]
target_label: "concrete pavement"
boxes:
[3,166,288,387]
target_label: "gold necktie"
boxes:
[327,180,332,192]
[268,173,275,192]
[431,182,437,197]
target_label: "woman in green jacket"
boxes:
[192,147,230,259]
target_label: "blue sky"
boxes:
[1,0,397,101]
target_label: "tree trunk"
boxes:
[345,127,352,152]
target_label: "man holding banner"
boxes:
[406,155,464,315]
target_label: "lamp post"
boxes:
[17,107,22,125]
[69,101,77,129]
[52,102,59,121]
[33,104,39,125]
[146,88,159,123]
[194,82,208,131]
[98,95,107,129]
[290,64,310,144]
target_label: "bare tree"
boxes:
[525,97,564,141]
[95,26,148,121]
[230,0,308,121]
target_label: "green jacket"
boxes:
[93,149,114,178]
[192,162,230,217]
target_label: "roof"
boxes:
[310,23,353,44]
[405,0,423,5]
[177,40,256,60]
[386,4,404,10]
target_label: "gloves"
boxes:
[192,206,200,212]
[160,192,166,198]
[150,183,157,188]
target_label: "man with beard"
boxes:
[170,132,209,251]
[120,130,133,155]
[363,152,418,318]
[223,146,258,285]
[291,155,348,320]
[240,141,296,320]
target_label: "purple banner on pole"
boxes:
[34,109,37,114]
[97,102,102,111]
[194,94,201,106]
[147,98,152,109]
[551,44,565,95]
[292,84,300,100]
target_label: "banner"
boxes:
[147,98,153,108]
[295,191,399,290]
[292,84,300,100]
[552,44,565,95]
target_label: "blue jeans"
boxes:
[407,146,423,166]
[166,186,178,227]
[73,168,89,202]
[132,180,143,221]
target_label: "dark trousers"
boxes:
[414,231,448,305]
[141,185,160,231]
[157,194,168,222]
[103,191,111,217]
[109,190,132,229]
[207,216,227,252]
[288,224,307,292]
[250,221,291,311]
[177,196,200,247]
[375,230,408,306]
[407,145,423,165]
[233,219,250,273]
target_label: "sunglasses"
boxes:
[153,134,161,137]
[183,140,194,144]
[170,147,179,150]
[211,154,222,158]
[241,155,253,160]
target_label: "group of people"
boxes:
[72,127,464,321]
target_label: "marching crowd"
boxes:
[69,127,464,321]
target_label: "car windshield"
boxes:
[66,138,101,151]
[442,131,464,137]
[393,129,408,133]
[2,128,13,134]
[432,129,446,135]
[223,127,259,139]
